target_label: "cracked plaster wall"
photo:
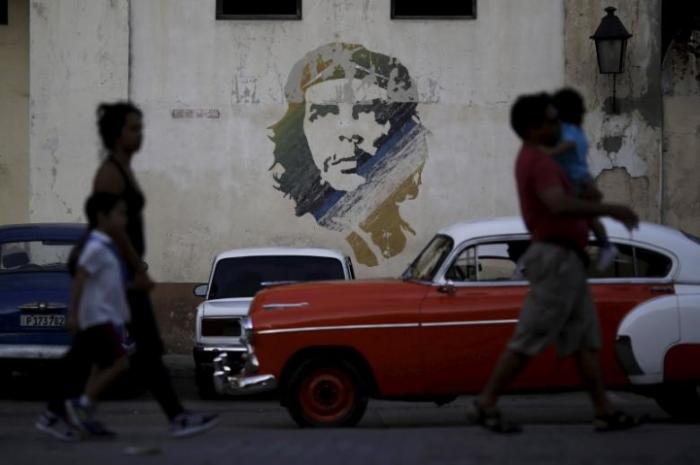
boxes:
[0,0,29,224]
[28,0,129,222]
[662,29,700,235]
[27,0,566,282]
[564,0,663,222]
[129,0,564,281]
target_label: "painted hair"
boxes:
[97,101,142,150]
[269,43,421,216]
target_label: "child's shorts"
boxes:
[73,323,127,368]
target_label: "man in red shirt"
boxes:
[473,93,640,433]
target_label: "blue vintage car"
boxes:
[0,223,85,374]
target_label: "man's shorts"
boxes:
[73,323,127,369]
[508,242,602,357]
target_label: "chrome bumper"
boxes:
[212,349,277,396]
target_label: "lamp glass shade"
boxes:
[595,38,627,74]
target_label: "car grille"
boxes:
[201,317,241,337]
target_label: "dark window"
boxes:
[1,0,8,25]
[392,0,476,19]
[586,243,672,279]
[446,240,530,282]
[208,255,345,299]
[662,0,700,63]
[216,0,301,20]
[634,247,673,278]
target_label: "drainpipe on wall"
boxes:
[127,0,132,100]
[659,39,671,225]
[658,108,664,224]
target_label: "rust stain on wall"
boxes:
[171,109,221,119]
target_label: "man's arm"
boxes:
[538,185,639,231]
[538,141,576,157]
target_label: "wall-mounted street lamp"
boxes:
[590,7,632,113]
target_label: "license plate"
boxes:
[20,314,65,327]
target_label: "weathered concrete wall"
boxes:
[28,0,129,222]
[22,0,567,353]
[564,1,663,222]
[151,283,202,354]
[128,0,564,282]
[0,0,29,224]
[662,28,700,235]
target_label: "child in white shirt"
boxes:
[36,193,131,439]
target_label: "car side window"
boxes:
[634,246,673,277]
[445,246,477,281]
[586,242,672,279]
[445,241,530,282]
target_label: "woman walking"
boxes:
[92,102,218,437]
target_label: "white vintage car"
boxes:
[193,247,354,397]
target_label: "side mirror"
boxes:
[193,284,208,297]
[141,260,149,271]
[438,281,457,295]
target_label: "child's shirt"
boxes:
[556,123,592,184]
[76,230,130,330]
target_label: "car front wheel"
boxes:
[287,358,368,427]
[654,382,700,421]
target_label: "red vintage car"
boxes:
[213,217,700,427]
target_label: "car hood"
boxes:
[201,298,253,318]
[251,279,430,331]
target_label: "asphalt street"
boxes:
[0,356,698,465]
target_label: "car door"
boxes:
[552,240,676,388]
[419,237,557,395]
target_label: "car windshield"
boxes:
[402,234,454,281]
[0,240,74,274]
[208,255,346,299]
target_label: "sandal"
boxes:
[593,411,644,432]
[471,400,522,434]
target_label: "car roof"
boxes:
[439,216,700,281]
[439,216,690,249]
[214,247,346,262]
[0,223,86,242]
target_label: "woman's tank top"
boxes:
[109,157,147,258]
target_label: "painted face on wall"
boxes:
[303,79,391,192]
[270,43,429,267]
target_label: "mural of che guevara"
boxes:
[269,43,428,266]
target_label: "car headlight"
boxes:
[240,316,254,343]
[201,317,241,337]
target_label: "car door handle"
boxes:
[650,286,674,294]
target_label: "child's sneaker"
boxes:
[34,411,81,441]
[170,412,219,438]
[597,243,618,271]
